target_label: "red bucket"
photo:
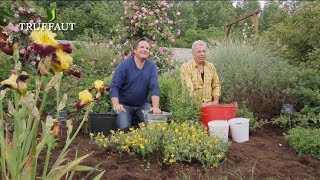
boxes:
[200,103,237,128]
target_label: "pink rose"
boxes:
[28,7,35,13]
[149,11,154,15]
[159,47,165,55]
[19,49,25,54]
[8,23,19,33]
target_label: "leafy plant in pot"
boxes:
[87,80,116,136]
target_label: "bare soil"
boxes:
[39,124,320,180]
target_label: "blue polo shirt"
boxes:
[109,56,160,106]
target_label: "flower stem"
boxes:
[0,98,7,176]
[56,75,62,120]
[41,143,52,179]
[48,106,90,175]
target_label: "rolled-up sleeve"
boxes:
[149,63,159,96]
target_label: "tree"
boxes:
[259,0,281,31]
[193,1,237,29]
[264,1,320,68]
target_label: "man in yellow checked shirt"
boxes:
[180,40,221,107]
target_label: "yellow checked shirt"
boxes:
[180,60,221,103]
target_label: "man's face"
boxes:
[134,40,150,60]
[193,44,207,64]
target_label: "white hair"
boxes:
[192,40,208,52]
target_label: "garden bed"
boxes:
[38,124,320,179]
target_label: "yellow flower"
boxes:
[0,72,29,95]
[89,133,94,138]
[78,90,93,103]
[169,158,176,163]
[139,144,145,149]
[216,154,222,159]
[53,48,72,72]
[94,80,104,92]
[30,29,58,46]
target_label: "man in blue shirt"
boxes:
[110,37,161,130]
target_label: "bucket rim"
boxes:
[208,120,229,126]
[228,118,250,124]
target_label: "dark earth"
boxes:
[39,124,320,180]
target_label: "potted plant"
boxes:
[88,79,117,136]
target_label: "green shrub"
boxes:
[167,78,202,122]
[93,121,229,166]
[263,2,320,68]
[285,127,320,159]
[208,40,296,119]
[284,67,320,114]
[272,113,320,130]
[159,75,179,112]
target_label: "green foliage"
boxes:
[285,127,320,159]
[0,1,14,26]
[283,67,320,114]
[272,113,320,130]
[263,2,320,68]
[93,121,229,166]
[209,40,295,119]
[193,1,237,29]
[158,75,177,112]
[63,42,114,112]
[167,78,202,122]
[173,27,224,48]
[172,1,197,37]
[0,53,13,81]
[159,74,202,121]
[36,1,123,41]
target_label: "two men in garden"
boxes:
[110,37,161,130]
[180,40,221,107]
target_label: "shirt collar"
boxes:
[192,59,207,67]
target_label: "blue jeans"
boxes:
[116,101,151,130]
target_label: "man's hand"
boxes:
[149,107,161,114]
[111,97,126,113]
[201,101,219,107]
[113,104,126,113]
[212,100,219,105]
[201,102,212,107]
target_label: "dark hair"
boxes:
[132,37,151,50]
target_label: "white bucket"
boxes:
[228,118,250,143]
[208,120,229,142]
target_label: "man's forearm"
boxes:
[151,96,160,108]
[111,97,120,106]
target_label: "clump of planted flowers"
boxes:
[92,121,229,166]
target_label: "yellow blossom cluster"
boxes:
[93,121,229,166]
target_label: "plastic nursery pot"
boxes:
[89,113,117,136]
